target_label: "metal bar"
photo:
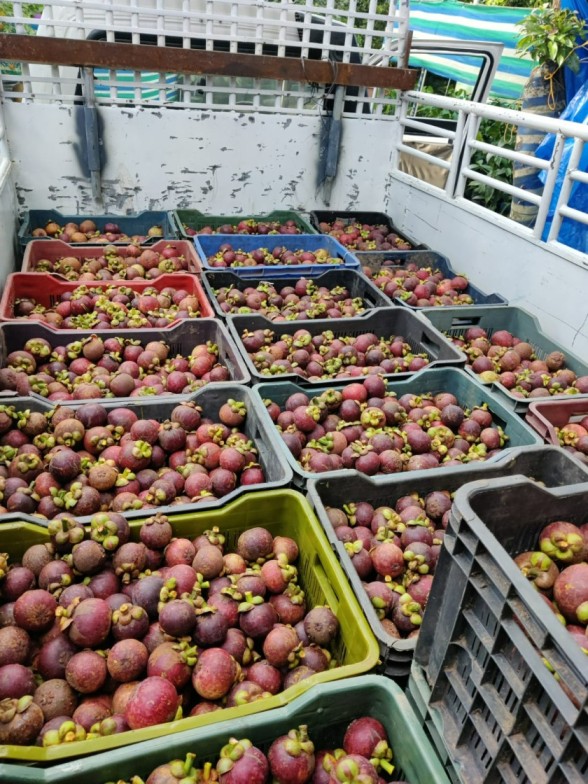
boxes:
[454,112,480,199]
[558,203,588,226]
[548,138,586,242]
[396,143,452,171]
[463,167,543,206]
[401,117,457,140]
[569,168,588,185]
[533,132,565,240]
[444,109,466,196]
[406,89,588,142]
[469,139,551,171]
[0,34,419,90]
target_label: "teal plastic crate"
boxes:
[18,210,175,247]
[421,305,588,412]
[253,367,544,488]
[0,676,451,783]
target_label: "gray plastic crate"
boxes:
[201,267,393,319]
[227,308,465,385]
[307,445,588,678]
[0,386,291,526]
[253,367,544,488]
[0,320,251,402]
[414,476,588,783]
[421,305,588,412]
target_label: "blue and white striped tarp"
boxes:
[408,0,535,101]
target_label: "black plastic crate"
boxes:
[227,307,465,385]
[414,477,588,783]
[0,386,292,526]
[359,251,507,309]
[0,319,251,400]
[309,210,427,252]
[307,446,588,679]
[201,267,393,319]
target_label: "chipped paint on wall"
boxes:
[4,103,396,215]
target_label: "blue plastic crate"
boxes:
[193,233,361,277]
[18,210,176,246]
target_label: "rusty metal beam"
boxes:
[0,34,419,90]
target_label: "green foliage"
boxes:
[516,6,588,73]
[466,100,518,216]
[0,2,43,34]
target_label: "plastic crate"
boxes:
[0,677,450,782]
[0,273,214,326]
[18,210,175,247]
[306,445,588,679]
[20,238,203,276]
[526,398,588,446]
[201,267,393,320]
[0,489,379,763]
[0,319,251,398]
[407,663,463,784]
[227,308,465,386]
[253,367,544,488]
[309,210,427,252]
[194,234,361,277]
[172,209,316,239]
[413,477,588,783]
[360,250,507,309]
[0,385,291,525]
[421,305,588,412]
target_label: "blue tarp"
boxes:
[536,82,588,252]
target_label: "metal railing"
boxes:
[395,90,588,257]
[0,0,408,115]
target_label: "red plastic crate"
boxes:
[526,398,588,445]
[0,273,214,327]
[21,239,202,276]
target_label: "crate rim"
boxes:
[0,487,381,762]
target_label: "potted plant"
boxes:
[510,4,587,225]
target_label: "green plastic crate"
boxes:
[0,676,451,784]
[172,210,316,239]
[0,489,379,763]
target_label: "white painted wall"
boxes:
[0,169,18,291]
[391,174,588,358]
[4,103,396,215]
